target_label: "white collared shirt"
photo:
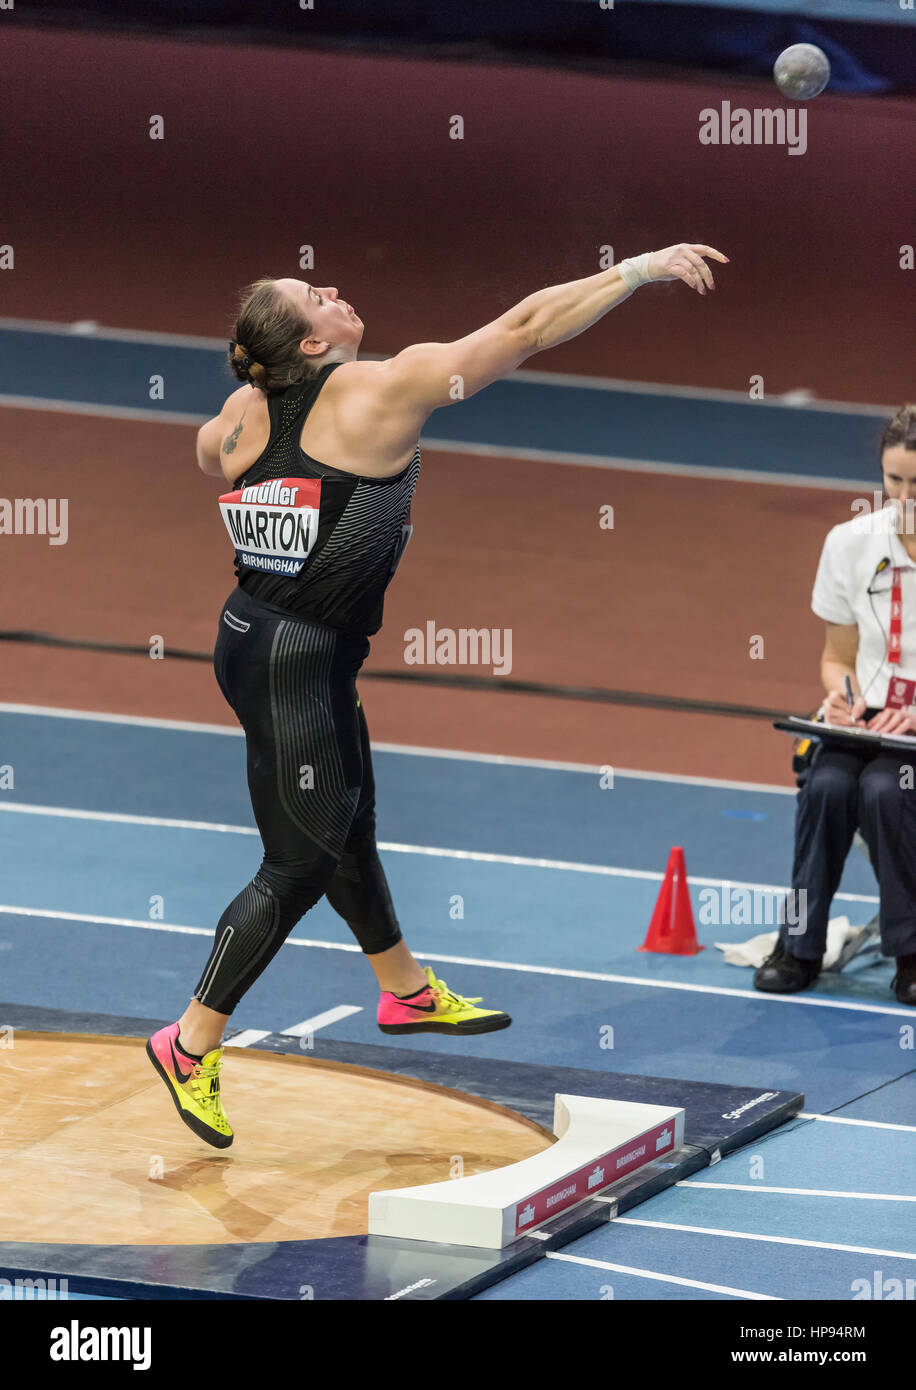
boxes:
[811,505,916,707]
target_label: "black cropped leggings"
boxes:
[194,587,402,1015]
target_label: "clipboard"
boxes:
[773,716,916,753]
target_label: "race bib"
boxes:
[219,477,321,578]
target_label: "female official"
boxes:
[755,406,916,1005]
[147,243,727,1145]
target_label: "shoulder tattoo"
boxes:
[222,407,248,455]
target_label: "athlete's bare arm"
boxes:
[198,244,726,479]
[332,243,726,473]
[196,384,267,479]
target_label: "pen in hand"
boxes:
[843,675,867,728]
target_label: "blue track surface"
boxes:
[0,324,887,482]
[1,706,912,1302]
[1,321,912,1301]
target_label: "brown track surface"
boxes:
[1,409,861,784]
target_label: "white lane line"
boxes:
[383,841,878,903]
[0,316,228,348]
[0,316,893,414]
[798,1113,916,1134]
[0,707,803,791]
[380,950,905,1013]
[225,1007,362,1047]
[380,843,879,903]
[0,802,879,903]
[678,1182,916,1202]
[0,802,259,835]
[508,366,893,416]
[614,1217,916,1260]
[0,905,908,1015]
[542,1252,781,1300]
[0,702,244,735]
[224,1030,271,1048]
[281,1006,363,1035]
[421,437,878,492]
[0,399,879,491]
[374,745,797,796]
[0,393,205,426]
[0,906,215,936]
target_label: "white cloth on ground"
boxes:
[714,916,869,969]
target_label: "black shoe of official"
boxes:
[891,955,916,1006]
[753,938,822,994]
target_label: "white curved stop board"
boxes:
[369,1095,686,1249]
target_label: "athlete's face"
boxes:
[277,277,363,359]
[882,445,916,533]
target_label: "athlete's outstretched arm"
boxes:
[363,243,727,431]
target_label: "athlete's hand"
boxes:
[647,244,728,296]
[821,689,867,727]
[866,706,916,735]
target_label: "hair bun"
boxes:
[229,339,253,368]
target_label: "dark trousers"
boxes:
[782,738,916,960]
[194,587,402,1015]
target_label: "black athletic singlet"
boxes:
[222,362,420,637]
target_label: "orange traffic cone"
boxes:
[638,847,704,956]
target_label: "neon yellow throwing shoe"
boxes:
[378,965,512,1035]
[146,1022,234,1148]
